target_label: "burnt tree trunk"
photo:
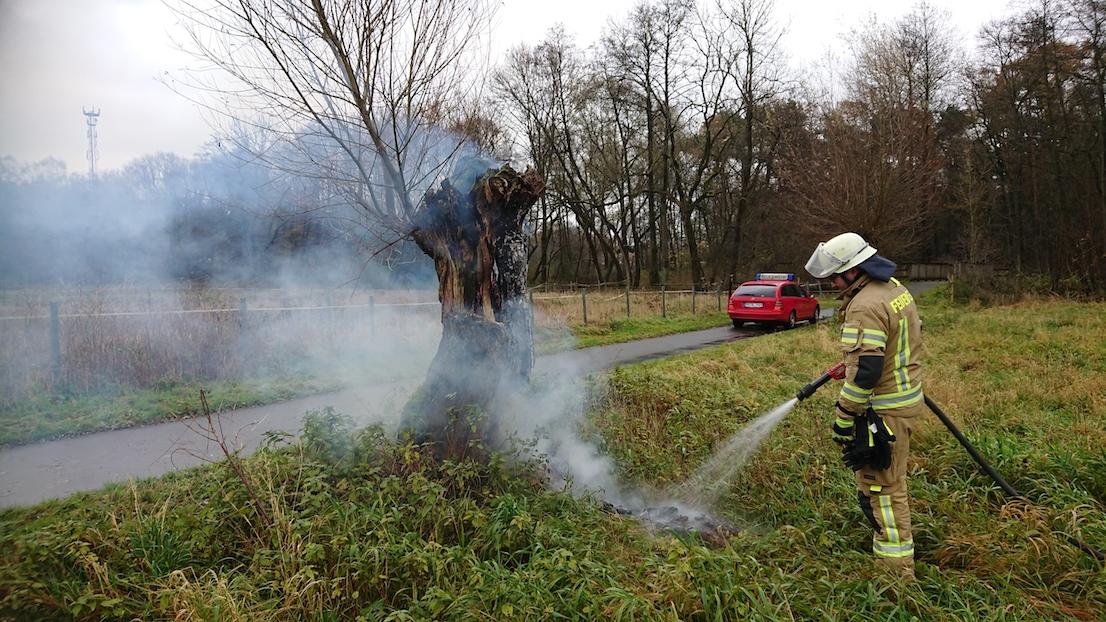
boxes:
[400,165,545,457]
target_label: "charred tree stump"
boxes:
[400,165,545,457]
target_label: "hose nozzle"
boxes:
[795,362,846,401]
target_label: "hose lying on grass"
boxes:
[925,395,1104,563]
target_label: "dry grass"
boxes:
[0,287,440,402]
[533,287,730,328]
[0,286,736,402]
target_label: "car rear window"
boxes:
[734,285,777,298]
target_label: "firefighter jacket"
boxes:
[836,275,924,418]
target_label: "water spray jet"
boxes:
[606,363,850,542]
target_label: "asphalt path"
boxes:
[2,281,941,509]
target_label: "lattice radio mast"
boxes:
[83,107,101,176]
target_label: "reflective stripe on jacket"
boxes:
[837,276,924,416]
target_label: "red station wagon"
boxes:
[728,273,820,329]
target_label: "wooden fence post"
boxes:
[369,295,376,336]
[717,288,722,312]
[691,287,697,315]
[326,292,335,333]
[581,289,588,325]
[49,301,61,387]
[625,282,631,318]
[237,298,248,362]
[661,285,667,318]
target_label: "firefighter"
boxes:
[805,232,924,578]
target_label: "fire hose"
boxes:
[796,363,1104,562]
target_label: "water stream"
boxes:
[670,397,799,508]
[616,397,801,539]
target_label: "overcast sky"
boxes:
[0,0,1016,174]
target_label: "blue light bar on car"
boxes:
[755,272,795,281]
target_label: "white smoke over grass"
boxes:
[493,333,799,536]
[0,140,454,404]
[494,363,744,536]
[494,368,643,509]
[490,309,698,519]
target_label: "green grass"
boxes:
[0,376,341,447]
[589,285,1106,617]
[537,312,732,354]
[2,290,1104,619]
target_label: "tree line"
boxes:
[489,0,1105,292]
[3,0,1102,295]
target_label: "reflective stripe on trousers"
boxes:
[858,486,915,561]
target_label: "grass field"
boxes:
[535,312,733,354]
[2,286,1103,619]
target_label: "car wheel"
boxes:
[732,319,743,329]
[811,305,820,324]
[785,311,797,329]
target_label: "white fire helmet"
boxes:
[804,232,877,279]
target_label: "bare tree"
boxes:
[715,0,785,281]
[496,34,642,285]
[663,3,740,287]
[173,0,546,452]
[849,2,959,115]
[898,1,958,113]
[605,2,666,285]
[781,102,942,255]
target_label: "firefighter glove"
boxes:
[842,408,896,471]
[842,440,869,471]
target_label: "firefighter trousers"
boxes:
[854,411,918,577]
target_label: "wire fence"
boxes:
[0,287,744,400]
[0,293,444,401]
[0,300,439,322]
[0,276,858,402]
[530,286,731,325]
